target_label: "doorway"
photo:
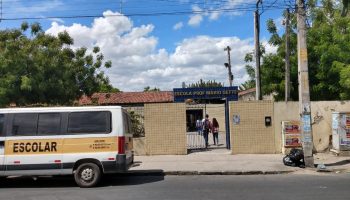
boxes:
[186,109,203,132]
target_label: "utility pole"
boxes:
[223,46,233,150]
[285,8,291,102]
[297,0,314,167]
[224,46,233,87]
[254,0,262,100]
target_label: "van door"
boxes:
[0,114,5,175]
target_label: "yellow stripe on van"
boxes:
[62,137,118,154]
[5,137,118,155]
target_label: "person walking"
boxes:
[196,119,203,135]
[212,118,219,145]
[202,114,211,148]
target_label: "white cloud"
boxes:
[46,11,256,91]
[186,0,256,25]
[209,12,220,21]
[173,22,184,30]
[274,17,285,32]
[188,5,204,27]
[188,15,203,27]
[263,40,278,54]
[49,18,65,24]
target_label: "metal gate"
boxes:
[185,103,229,151]
[187,131,227,150]
[187,132,206,149]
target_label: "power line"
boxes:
[261,0,279,14]
[0,5,291,21]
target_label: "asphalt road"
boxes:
[0,174,349,200]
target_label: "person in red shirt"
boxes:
[212,118,219,145]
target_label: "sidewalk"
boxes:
[129,149,350,175]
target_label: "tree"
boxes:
[98,79,121,93]
[244,0,350,101]
[239,55,256,91]
[0,22,113,106]
[342,0,349,16]
[128,111,145,138]
[187,79,224,88]
[143,86,160,92]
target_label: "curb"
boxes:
[124,170,294,176]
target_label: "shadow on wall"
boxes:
[133,137,147,156]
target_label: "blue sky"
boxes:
[0,0,290,91]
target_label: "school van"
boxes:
[0,106,134,187]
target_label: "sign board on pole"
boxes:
[282,121,302,148]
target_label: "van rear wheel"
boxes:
[74,163,101,188]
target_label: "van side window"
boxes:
[0,114,4,136]
[38,113,61,135]
[67,111,111,134]
[12,113,38,136]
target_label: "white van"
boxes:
[0,106,134,187]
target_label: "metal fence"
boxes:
[187,131,226,150]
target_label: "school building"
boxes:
[79,89,350,156]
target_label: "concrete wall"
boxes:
[144,103,187,155]
[136,101,350,155]
[273,102,299,153]
[230,101,275,154]
[274,101,350,153]
[133,137,147,156]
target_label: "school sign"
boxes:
[173,87,239,102]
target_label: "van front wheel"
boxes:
[74,163,101,188]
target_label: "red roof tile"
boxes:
[238,88,256,96]
[79,91,174,105]
[78,88,253,105]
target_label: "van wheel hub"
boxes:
[81,168,94,181]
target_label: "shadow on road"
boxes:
[324,160,350,167]
[0,170,165,188]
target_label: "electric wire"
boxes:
[0,0,292,21]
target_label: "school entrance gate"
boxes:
[186,103,227,150]
[174,87,238,151]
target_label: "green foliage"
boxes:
[20,22,29,32]
[143,86,160,92]
[239,80,255,91]
[128,111,145,138]
[0,23,113,106]
[98,81,121,93]
[244,0,350,101]
[187,79,224,88]
[30,22,42,35]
